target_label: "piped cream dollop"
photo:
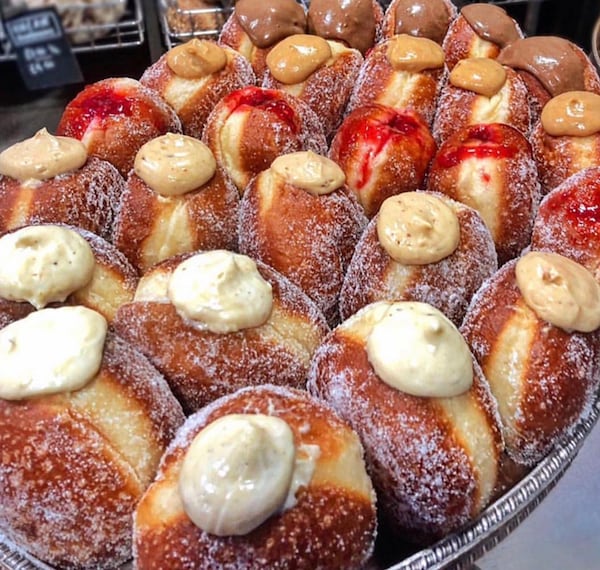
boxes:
[449,57,507,98]
[134,133,217,196]
[386,34,445,72]
[515,251,600,332]
[377,192,460,265]
[270,151,345,196]
[0,225,95,309]
[0,128,87,184]
[179,413,319,536]
[367,302,473,398]
[541,91,600,137]
[168,250,273,333]
[0,306,107,400]
[266,34,332,84]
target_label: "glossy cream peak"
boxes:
[377,192,460,265]
[516,251,600,332]
[366,302,473,397]
[179,414,319,535]
[270,151,345,195]
[134,133,217,196]
[166,39,227,79]
[0,306,107,400]
[450,58,507,97]
[386,34,445,73]
[0,128,87,184]
[0,225,95,309]
[541,91,600,137]
[168,250,273,333]
[266,34,332,84]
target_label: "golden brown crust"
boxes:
[113,169,240,273]
[0,156,124,242]
[339,193,497,325]
[307,307,504,543]
[140,45,256,139]
[165,0,225,35]
[113,254,330,413]
[0,333,184,569]
[427,123,541,265]
[239,170,367,326]
[133,385,377,569]
[461,260,600,465]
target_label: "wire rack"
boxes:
[0,0,144,62]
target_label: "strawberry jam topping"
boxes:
[434,124,518,168]
[225,87,299,134]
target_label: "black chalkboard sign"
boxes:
[3,7,83,90]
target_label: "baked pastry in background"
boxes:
[531,91,600,194]
[432,57,531,142]
[262,34,363,138]
[308,300,504,543]
[442,2,523,71]
[497,35,600,120]
[56,77,182,177]
[346,34,445,126]
[339,192,497,325]
[140,39,256,139]
[530,166,600,280]
[380,0,457,44]
[0,305,185,569]
[133,384,377,569]
[239,151,367,325]
[0,128,124,241]
[0,224,138,323]
[203,86,327,194]
[461,251,600,466]
[427,122,540,265]
[113,134,239,273]
[329,104,436,218]
[113,250,329,413]
[166,0,225,36]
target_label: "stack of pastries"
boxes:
[2,0,600,568]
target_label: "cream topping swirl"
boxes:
[0,128,87,184]
[515,251,600,332]
[0,225,95,309]
[179,414,319,536]
[386,34,445,72]
[377,192,460,265]
[134,134,217,196]
[366,302,473,397]
[449,57,507,97]
[168,251,273,333]
[270,151,345,195]
[0,306,107,400]
[540,91,600,137]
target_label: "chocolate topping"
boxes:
[307,0,376,54]
[235,0,307,49]
[393,0,452,45]
[497,36,587,96]
[461,3,520,48]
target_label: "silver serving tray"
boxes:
[1,396,598,570]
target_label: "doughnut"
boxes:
[140,39,256,139]
[203,86,328,195]
[432,57,531,143]
[219,0,308,81]
[345,34,446,126]
[308,301,504,543]
[238,151,367,326]
[531,91,600,194]
[56,77,182,177]
[112,250,330,413]
[427,122,541,265]
[461,252,600,465]
[0,223,138,323]
[442,3,523,71]
[380,0,457,44]
[113,134,239,273]
[530,166,600,280]
[133,384,377,569]
[0,306,185,569]
[262,34,363,138]
[0,129,124,241]
[339,191,497,325]
[329,103,436,218]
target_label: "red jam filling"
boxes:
[226,87,299,134]
[434,124,518,169]
[544,187,600,243]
